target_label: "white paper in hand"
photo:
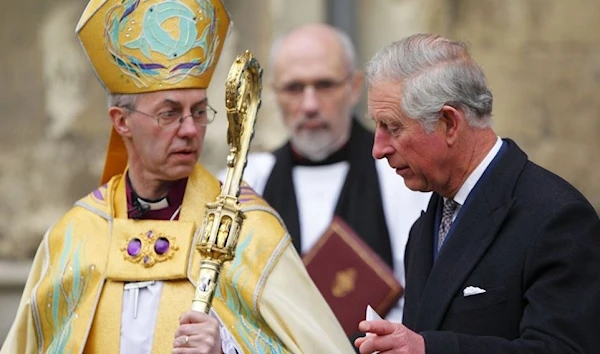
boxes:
[365,305,382,353]
[366,305,383,321]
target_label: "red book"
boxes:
[302,217,403,335]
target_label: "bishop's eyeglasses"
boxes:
[124,105,217,130]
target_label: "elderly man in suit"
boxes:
[355,33,600,354]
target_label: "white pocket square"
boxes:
[463,286,486,297]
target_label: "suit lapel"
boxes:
[410,199,438,298]
[415,194,513,330]
[413,139,527,331]
[402,197,437,327]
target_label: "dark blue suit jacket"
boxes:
[403,139,600,353]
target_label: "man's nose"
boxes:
[177,115,200,136]
[372,127,394,159]
[300,86,320,115]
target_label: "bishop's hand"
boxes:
[172,311,222,354]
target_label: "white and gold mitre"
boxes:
[76,0,231,94]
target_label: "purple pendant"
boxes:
[154,237,170,255]
[127,238,142,257]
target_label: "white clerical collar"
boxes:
[453,136,503,206]
[137,197,169,210]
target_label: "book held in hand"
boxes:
[302,217,402,335]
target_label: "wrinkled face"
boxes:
[120,88,209,182]
[369,81,449,192]
[272,35,361,160]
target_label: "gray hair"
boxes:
[269,24,358,74]
[365,33,493,131]
[107,93,139,109]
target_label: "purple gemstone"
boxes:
[146,230,154,238]
[127,239,142,257]
[143,256,150,264]
[154,237,170,255]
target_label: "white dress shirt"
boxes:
[293,162,350,254]
[448,136,504,220]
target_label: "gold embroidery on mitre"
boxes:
[121,230,179,268]
[332,267,357,298]
[76,0,231,94]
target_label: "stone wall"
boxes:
[0,0,109,260]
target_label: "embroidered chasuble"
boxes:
[1,164,352,354]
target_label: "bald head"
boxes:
[267,23,363,161]
[269,23,357,82]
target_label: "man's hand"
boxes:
[172,311,222,354]
[354,319,425,354]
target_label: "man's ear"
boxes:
[439,105,462,145]
[349,70,365,107]
[109,107,131,137]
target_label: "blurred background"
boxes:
[1,0,599,342]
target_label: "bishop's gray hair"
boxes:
[365,33,493,132]
[107,93,139,109]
